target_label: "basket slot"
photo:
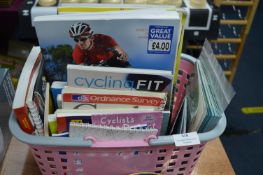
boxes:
[28,144,207,175]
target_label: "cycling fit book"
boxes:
[67,65,173,110]
[33,10,182,83]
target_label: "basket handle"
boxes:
[9,112,156,148]
[148,113,227,146]
[9,111,226,147]
[181,53,197,63]
[81,135,157,148]
[9,111,93,147]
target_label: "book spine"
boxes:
[12,52,43,134]
[48,114,57,135]
[13,107,34,134]
[51,86,65,109]
[63,93,166,109]
[56,117,67,134]
[27,101,44,136]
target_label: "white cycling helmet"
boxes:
[69,22,93,38]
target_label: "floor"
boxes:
[220,2,263,175]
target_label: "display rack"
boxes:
[186,0,259,82]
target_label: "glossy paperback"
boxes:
[33,10,181,82]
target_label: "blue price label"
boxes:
[147,25,174,54]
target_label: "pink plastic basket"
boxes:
[169,54,196,133]
[9,54,226,175]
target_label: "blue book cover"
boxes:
[51,81,67,109]
[33,10,181,83]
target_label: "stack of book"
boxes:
[173,41,235,134]
[50,65,173,138]
[13,9,184,142]
[0,68,15,162]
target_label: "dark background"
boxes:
[221,2,263,175]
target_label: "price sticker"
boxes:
[147,25,174,54]
[173,132,200,147]
[148,40,171,52]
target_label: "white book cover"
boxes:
[26,62,43,135]
[33,10,181,83]
[67,65,173,91]
[69,122,158,142]
[12,46,43,134]
[67,65,173,109]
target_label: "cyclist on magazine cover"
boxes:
[69,22,130,67]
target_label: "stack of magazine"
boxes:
[13,9,186,143]
[173,41,235,134]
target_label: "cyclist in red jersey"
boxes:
[69,22,128,65]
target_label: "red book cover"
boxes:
[63,93,165,107]
[61,87,167,110]
[13,106,33,134]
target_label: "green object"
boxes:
[48,114,58,134]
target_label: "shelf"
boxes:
[220,0,254,6]
[220,19,248,25]
[215,54,237,60]
[185,0,259,82]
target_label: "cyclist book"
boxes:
[33,10,181,83]
[91,111,164,135]
[54,109,168,135]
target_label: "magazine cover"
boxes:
[33,10,181,82]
